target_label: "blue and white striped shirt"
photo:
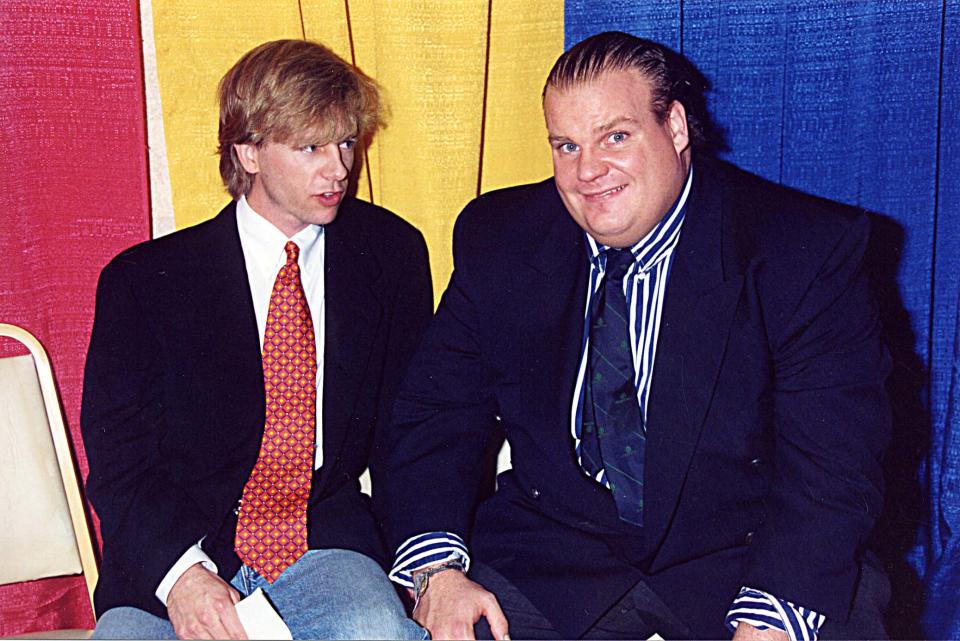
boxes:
[571,169,690,488]
[391,166,823,640]
[727,588,825,641]
[389,531,470,587]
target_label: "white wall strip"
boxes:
[140,0,176,238]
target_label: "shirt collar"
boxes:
[585,164,693,274]
[236,194,324,278]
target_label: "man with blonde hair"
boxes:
[83,39,431,640]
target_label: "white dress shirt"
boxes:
[155,196,326,604]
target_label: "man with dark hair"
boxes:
[383,31,890,640]
[82,39,430,640]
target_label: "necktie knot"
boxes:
[280,242,301,282]
[604,249,635,282]
[284,241,301,266]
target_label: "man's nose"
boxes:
[320,145,349,181]
[577,149,607,182]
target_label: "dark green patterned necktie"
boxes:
[580,248,645,526]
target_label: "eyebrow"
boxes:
[291,129,359,146]
[594,116,638,133]
[547,116,640,144]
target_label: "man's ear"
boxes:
[234,143,261,174]
[667,100,690,154]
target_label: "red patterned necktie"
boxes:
[235,241,317,583]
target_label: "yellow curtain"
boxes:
[150,1,562,300]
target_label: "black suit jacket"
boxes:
[81,198,432,618]
[383,157,890,638]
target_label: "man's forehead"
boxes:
[546,68,652,102]
[283,112,358,145]
[544,71,654,128]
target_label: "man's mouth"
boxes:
[582,185,625,200]
[314,191,343,207]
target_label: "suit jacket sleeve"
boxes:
[81,255,212,613]
[380,200,502,550]
[369,227,434,522]
[742,212,891,618]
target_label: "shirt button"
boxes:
[744,531,755,545]
[530,487,541,500]
[750,457,763,468]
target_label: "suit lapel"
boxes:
[644,163,745,552]
[191,205,265,467]
[195,202,381,499]
[520,183,587,389]
[510,186,630,526]
[320,201,382,485]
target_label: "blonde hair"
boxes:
[217,39,383,199]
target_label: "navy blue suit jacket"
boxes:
[383,157,890,638]
[81,199,432,618]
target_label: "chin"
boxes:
[586,219,630,241]
[308,209,340,226]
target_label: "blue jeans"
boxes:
[93,549,427,640]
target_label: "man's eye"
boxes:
[339,138,357,150]
[559,143,578,153]
[609,132,627,144]
[301,144,318,153]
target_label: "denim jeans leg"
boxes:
[91,607,177,639]
[260,549,427,640]
[92,567,253,640]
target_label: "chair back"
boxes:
[0,323,98,610]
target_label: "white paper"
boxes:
[234,588,292,640]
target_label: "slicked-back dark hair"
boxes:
[544,31,717,151]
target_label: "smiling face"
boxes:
[234,130,356,237]
[544,68,691,248]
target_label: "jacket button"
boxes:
[744,531,755,544]
[530,487,541,499]
[750,457,763,468]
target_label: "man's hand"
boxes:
[732,622,789,641]
[166,563,247,640]
[411,569,509,640]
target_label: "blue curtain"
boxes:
[564,1,960,637]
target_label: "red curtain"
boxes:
[0,1,148,634]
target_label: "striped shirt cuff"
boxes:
[725,586,825,641]
[389,531,471,588]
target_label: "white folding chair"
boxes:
[0,323,98,638]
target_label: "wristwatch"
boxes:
[413,558,466,602]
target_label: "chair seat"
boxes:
[0,324,100,637]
